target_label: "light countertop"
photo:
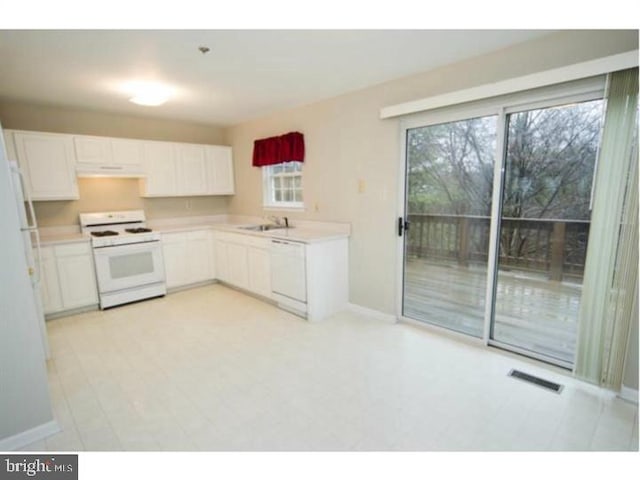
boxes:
[38,215,350,246]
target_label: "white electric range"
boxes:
[80,210,166,309]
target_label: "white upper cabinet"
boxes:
[74,136,111,164]
[12,131,79,200]
[74,135,144,175]
[8,129,233,198]
[111,138,144,167]
[175,144,208,195]
[141,141,177,196]
[142,142,235,197]
[205,145,235,195]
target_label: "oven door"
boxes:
[93,240,165,293]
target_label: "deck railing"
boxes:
[406,213,590,281]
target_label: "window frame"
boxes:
[262,161,304,210]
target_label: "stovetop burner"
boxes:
[91,230,119,237]
[125,227,153,234]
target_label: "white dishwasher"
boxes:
[270,239,307,315]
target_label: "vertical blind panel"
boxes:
[574,68,639,386]
[602,124,638,389]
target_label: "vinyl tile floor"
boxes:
[19,284,639,452]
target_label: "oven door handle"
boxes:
[93,241,161,256]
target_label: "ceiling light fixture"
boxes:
[125,81,174,107]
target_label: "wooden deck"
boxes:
[403,259,582,364]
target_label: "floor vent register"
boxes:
[508,369,563,393]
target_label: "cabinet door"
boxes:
[226,242,249,289]
[176,144,208,195]
[162,232,188,288]
[208,232,217,280]
[186,230,212,283]
[142,141,177,196]
[111,139,143,167]
[14,131,79,200]
[214,240,229,283]
[3,131,18,162]
[206,146,235,194]
[56,254,98,309]
[248,247,271,298]
[37,247,63,314]
[74,136,112,164]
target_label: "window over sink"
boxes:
[263,161,304,210]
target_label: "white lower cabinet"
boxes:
[213,231,348,321]
[226,242,250,290]
[39,247,63,314]
[35,229,347,321]
[162,229,214,289]
[186,230,212,284]
[213,232,271,298]
[304,238,349,321]
[37,243,98,315]
[247,242,272,299]
[214,239,230,283]
[162,232,189,288]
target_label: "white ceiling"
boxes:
[0,30,553,126]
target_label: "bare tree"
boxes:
[406,99,603,274]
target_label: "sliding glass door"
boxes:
[400,91,605,367]
[402,115,496,337]
[492,100,604,365]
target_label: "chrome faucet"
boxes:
[267,215,281,226]
[267,216,289,228]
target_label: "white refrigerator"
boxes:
[0,122,56,449]
[0,125,50,358]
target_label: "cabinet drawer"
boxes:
[54,242,91,257]
[161,231,187,243]
[186,230,210,241]
[245,235,271,249]
[214,231,248,245]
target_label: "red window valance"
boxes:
[252,131,305,167]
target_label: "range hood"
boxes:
[76,164,146,178]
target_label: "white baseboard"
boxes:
[347,303,397,324]
[0,420,59,451]
[619,386,639,404]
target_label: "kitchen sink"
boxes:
[239,224,292,232]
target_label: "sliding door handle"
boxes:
[398,217,410,236]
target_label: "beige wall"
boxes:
[224,30,639,314]
[30,178,229,227]
[0,101,226,143]
[0,101,230,226]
